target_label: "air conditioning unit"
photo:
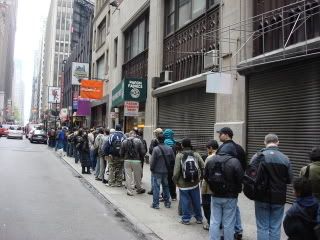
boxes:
[204,50,219,70]
[159,71,173,86]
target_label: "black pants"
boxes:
[202,194,211,223]
[168,172,176,199]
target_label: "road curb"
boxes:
[58,154,162,240]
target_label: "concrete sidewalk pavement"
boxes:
[60,153,289,240]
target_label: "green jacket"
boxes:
[300,161,320,202]
[173,148,205,189]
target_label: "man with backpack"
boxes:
[300,146,320,202]
[120,130,146,196]
[173,138,204,225]
[94,128,107,182]
[150,133,175,209]
[216,127,246,239]
[247,133,292,240]
[204,143,244,240]
[105,124,126,187]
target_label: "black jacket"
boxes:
[250,146,292,205]
[149,138,159,155]
[204,153,244,198]
[283,196,319,240]
[216,140,247,170]
[120,137,146,161]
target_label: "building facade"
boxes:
[63,0,94,127]
[0,0,18,123]
[41,0,73,119]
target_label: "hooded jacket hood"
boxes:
[163,129,175,147]
[286,196,319,224]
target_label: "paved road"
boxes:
[0,137,140,240]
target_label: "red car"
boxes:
[0,124,9,137]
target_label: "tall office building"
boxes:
[41,0,73,113]
[12,60,24,124]
[0,0,18,123]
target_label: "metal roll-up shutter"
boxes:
[247,59,320,202]
[158,87,215,154]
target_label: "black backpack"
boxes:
[243,152,269,200]
[127,139,137,159]
[110,132,123,157]
[207,156,233,195]
[181,152,199,182]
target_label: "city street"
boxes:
[0,137,140,240]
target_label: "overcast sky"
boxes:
[14,0,51,124]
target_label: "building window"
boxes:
[97,55,105,79]
[209,0,218,7]
[124,13,149,62]
[107,10,110,34]
[178,0,192,28]
[97,18,106,48]
[114,37,118,67]
[166,0,175,35]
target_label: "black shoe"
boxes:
[86,171,91,174]
[147,190,153,195]
[136,188,146,194]
[95,178,102,181]
[102,179,108,184]
[234,233,242,240]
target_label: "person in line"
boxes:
[72,129,80,164]
[150,133,175,209]
[163,129,177,201]
[283,177,319,240]
[76,130,91,174]
[173,138,204,225]
[105,124,126,187]
[300,146,320,202]
[250,133,292,240]
[147,128,163,195]
[120,130,146,196]
[97,128,110,183]
[88,128,97,172]
[216,127,246,240]
[201,140,219,231]
[204,138,244,240]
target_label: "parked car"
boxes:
[7,126,24,140]
[28,128,36,139]
[30,130,47,144]
[0,124,9,137]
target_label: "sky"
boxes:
[14,0,51,124]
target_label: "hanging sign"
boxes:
[80,80,103,100]
[124,101,139,117]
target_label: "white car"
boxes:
[7,126,24,140]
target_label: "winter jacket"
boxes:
[150,143,175,174]
[163,129,176,148]
[300,161,320,202]
[283,196,319,240]
[204,153,244,198]
[94,133,105,156]
[120,137,146,162]
[88,132,95,151]
[250,146,292,205]
[149,138,159,155]
[173,148,205,189]
[201,152,216,195]
[216,140,247,170]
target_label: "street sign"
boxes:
[124,101,139,117]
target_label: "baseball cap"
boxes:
[153,128,163,134]
[216,127,234,138]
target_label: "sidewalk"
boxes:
[60,153,289,240]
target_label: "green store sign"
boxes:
[112,78,147,107]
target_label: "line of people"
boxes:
[51,125,320,240]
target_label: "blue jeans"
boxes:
[235,205,243,234]
[179,186,202,223]
[255,201,284,240]
[152,173,170,207]
[210,197,237,240]
[90,149,97,170]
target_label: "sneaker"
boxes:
[127,191,134,196]
[196,220,203,224]
[172,198,177,201]
[203,223,209,231]
[147,190,153,195]
[102,179,108,184]
[179,220,190,225]
[95,178,102,181]
[164,203,171,208]
[234,233,242,240]
[114,183,123,187]
[106,183,115,187]
[150,205,160,209]
[136,188,146,194]
[159,197,164,202]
